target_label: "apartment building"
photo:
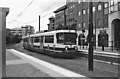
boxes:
[21,25,35,37]
[10,28,22,35]
[48,16,55,31]
[49,0,120,49]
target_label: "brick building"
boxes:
[54,5,67,30]
[48,0,120,50]
[70,1,109,48]
[48,16,55,31]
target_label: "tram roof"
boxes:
[29,30,76,37]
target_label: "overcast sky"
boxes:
[0,0,66,32]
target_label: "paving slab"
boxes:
[6,63,50,77]
[6,49,51,77]
[6,50,21,60]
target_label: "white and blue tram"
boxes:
[23,30,78,58]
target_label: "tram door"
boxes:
[40,36,44,49]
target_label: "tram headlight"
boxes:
[65,46,68,50]
[74,46,78,50]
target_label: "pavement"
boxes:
[6,49,51,77]
[78,46,120,56]
[6,49,89,78]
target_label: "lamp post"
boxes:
[88,0,94,71]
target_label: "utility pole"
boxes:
[88,1,94,71]
[102,2,105,51]
[39,15,40,31]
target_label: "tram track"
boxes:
[9,43,119,78]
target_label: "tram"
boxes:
[23,30,78,58]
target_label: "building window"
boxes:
[78,0,81,4]
[93,7,95,12]
[79,23,81,27]
[104,8,109,14]
[82,22,86,27]
[87,8,89,14]
[114,0,118,5]
[93,21,95,27]
[110,0,114,6]
[104,3,108,8]
[118,2,120,11]
[78,11,81,16]
[114,4,118,11]
[83,0,86,2]
[97,19,102,26]
[98,5,102,10]
[83,9,86,15]
[110,6,114,12]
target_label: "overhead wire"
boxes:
[11,0,34,23]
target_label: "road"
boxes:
[8,43,119,78]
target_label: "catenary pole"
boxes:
[88,0,94,71]
[39,15,40,31]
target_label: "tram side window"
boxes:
[56,33,64,44]
[40,36,44,43]
[34,37,39,42]
[45,35,54,43]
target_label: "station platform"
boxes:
[78,46,120,56]
[6,49,51,77]
[6,49,87,78]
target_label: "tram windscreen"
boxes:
[56,32,77,45]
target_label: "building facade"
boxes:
[53,4,77,30]
[21,25,35,37]
[48,16,55,31]
[54,5,66,30]
[68,1,109,48]
[9,28,22,35]
[48,0,120,50]
[67,0,120,49]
